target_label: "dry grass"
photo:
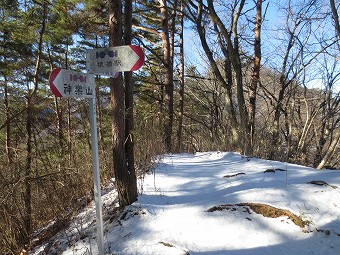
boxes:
[207,202,308,228]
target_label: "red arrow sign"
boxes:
[49,68,95,98]
[129,45,144,71]
[49,68,63,97]
[86,45,145,76]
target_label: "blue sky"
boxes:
[182,1,339,93]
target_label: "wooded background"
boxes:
[0,0,339,253]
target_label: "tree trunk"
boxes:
[67,99,72,161]
[159,0,174,152]
[4,74,12,165]
[223,46,239,148]
[229,0,249,153]
[124,0,137,202]
[248,0,262,151]
[317,130,340,169]
[109,0,137,207]
[24,96,33,243]
[24,0,47,244]
[330,0,340,38]
[54,97,64,150]
[2,32,13,165]
[176,0,185,153]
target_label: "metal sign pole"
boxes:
[89,92,104,255]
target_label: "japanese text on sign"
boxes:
[49,68,95,98]
[63,73,93,97]
[86,45,144,76]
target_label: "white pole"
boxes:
[89,93,104,255]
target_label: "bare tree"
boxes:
[314,52,340,168]
[186,0,240,149]
[267,0,333,159]
[317,131,339,169]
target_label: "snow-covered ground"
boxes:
[30,152,340,255]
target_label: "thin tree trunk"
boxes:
[248,0,262,151]
[2,31,13,165]
[64,43,72,163]
[330,0,340,38]
[67,99,72,162]
[124,0,137,202]
[297,104,319,158]
[169,0,178,70]
[176,0,185,153]
[24,96,33,243]
[4,75,12,165]
[159,0,174,153]
[223,47,239,148]
[24,0,47,244]
[54,98,64,150]
[317,130,340,169]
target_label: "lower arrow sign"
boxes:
[49,68,95,98]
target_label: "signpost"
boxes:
[88,94,104,255]
[49,68,104,255]
[86,45,144,76]
[49,45,144,255]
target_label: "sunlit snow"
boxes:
[29,152,340,255]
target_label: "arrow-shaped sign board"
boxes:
[49,68,95,98]
[86,45,144,76]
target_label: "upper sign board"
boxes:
[86,45,144,76]
[49,68,95,98]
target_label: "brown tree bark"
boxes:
[159,0,174,152]
[2,33,13,165]
[4,73,12,165]
[248,0,262,150]
[124,0,138,202]
[330,0,340,38]
[109,0,137,207]
[176,0,185,153]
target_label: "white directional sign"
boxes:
[49,68,95,98]
[48,45,145,255]
[86,45,144,76]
